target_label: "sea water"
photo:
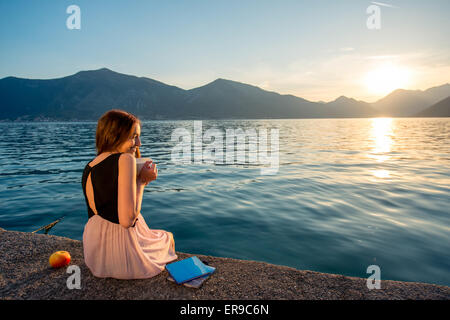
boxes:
[0,118,449,286]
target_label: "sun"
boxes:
[364,63,411,96]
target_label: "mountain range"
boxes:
[0,68,449,121]
[414,96,450,117]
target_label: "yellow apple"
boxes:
[49,251,71,268]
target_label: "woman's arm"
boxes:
[117,153,139,228]
[135,182,145,219]
[135,161,157,215]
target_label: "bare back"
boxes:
[85,152,114,215]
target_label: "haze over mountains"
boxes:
[0,68,449,121]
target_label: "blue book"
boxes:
[165,256,215,284]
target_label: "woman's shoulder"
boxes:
[118,152,135,162]
[118,152,135,171]
[88,152,115,167]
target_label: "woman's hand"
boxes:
[137,161,158,186]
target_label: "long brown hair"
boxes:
[96,109,141,157]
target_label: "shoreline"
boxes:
[1,227,449,300]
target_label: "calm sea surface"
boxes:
[0,118,449,286]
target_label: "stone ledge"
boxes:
[0,228,449,300]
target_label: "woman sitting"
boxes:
[81,109,177,279]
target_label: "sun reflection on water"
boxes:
[371,169,390,179]
[370,118,393,156]
[368,118,394,178]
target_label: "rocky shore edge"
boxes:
[1,227,449,300]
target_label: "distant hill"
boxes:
[324,96,378,118]
[0,68,448,120]
[0,68,186,120]
[414,96,450,117]
[184,78,324,119]
[371,84,450,117]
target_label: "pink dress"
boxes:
[81,153,177,279]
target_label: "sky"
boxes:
[0,0,449,102]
